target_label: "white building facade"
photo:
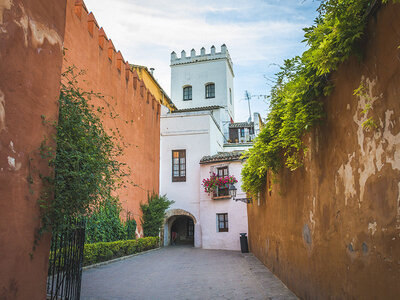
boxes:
[160,45,258,250]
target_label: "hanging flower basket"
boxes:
[202,173,238,195]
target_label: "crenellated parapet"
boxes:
[71,0,176,111]
[170,44,233,73]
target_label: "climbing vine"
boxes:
[242,0,400,194]
[353,81,379,131]
[38,66,130,235]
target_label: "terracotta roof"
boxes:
[200,151,244,164]
[171,105,224,113]
[229,122,254,128]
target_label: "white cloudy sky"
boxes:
[84,0,320,121]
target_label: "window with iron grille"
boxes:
[217,213,228,232]
[172,150,186,182]
[183,86,192,101]
[240,128,245,137]
[205,83,215,98]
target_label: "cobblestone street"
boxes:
[81,246,297,300]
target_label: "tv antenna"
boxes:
[245,90,252,123]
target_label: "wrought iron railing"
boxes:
[46,219,86,300]
[213,187,230,199]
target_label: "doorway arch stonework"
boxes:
[164,209,197,224]
[162,209,201,247]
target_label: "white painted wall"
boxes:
[170,45,234,124]
[223,143,253,152]
[160,110,225,247]
[160,45,251,251]
[160,112,209,221]
[199,161,248,250]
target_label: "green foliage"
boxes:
[140,194,174,237]
[85,198,137,243]
[125,213,137,240]
[82,237,159,266]
[39,67,129,233]
[242,0,399,194]
[353,81,379,131]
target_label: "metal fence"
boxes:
[46,219,86,300]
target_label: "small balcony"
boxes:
[202,173,237,200]
[212,187,231,200]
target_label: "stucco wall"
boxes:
[160,112,213,225]
[171,50,234,119]
[200,161,248,250]
[247,5,400,299]
[63,0,162,235]
[0,0,67,298]
[160,109,230,248]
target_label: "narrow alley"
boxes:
[81,246,297,300]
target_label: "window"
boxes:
[187,219,194,236]
[215,166,229,196]
[229,88,232,104]
[217,213,228,232]
[217,166,228,177]
[240,128,245,137]
[205,83,215,98]
[183,86,192,101]
[172,150,186,182]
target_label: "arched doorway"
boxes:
[162,209,198,247]
[171,216,194,245]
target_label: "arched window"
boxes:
[183,86,192,101]
[205,83,215,99]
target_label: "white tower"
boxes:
[170,45,235,138]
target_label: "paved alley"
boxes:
[81,246,297,300]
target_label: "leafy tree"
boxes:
[140,194,174,237]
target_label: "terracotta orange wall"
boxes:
[247,4,400,300]
[0,0,67,299]
[63,0,161,235]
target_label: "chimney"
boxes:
[150,68,155,75]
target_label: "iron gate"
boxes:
[46,219,86,300]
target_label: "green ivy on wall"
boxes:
[38,66,130,236]
[241,0,400,195]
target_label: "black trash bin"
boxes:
[240,233,249,253]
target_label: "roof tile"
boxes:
[200,151,244,164]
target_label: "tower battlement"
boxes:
[171,45,233,74]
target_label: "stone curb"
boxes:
[83,247,161,270]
